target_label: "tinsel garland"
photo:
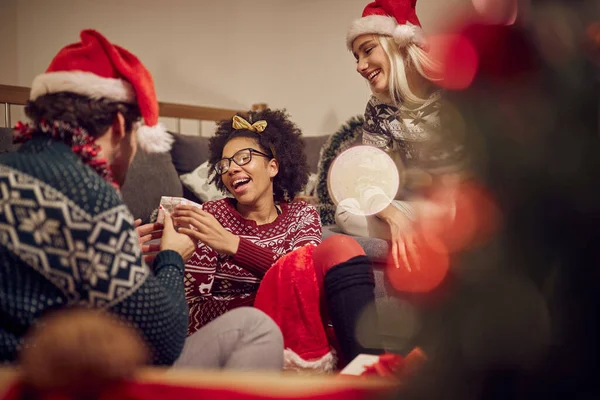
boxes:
[13,120,118,189]
[315,115,364,225]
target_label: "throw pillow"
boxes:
[121,150,183,223]
[169,131,210,174]
[180,161,229,202]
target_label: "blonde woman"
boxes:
[337,0,468,270]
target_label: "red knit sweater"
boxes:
[185,198,322,335]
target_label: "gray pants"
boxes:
[172,307,283,371]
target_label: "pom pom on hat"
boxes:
[393,23,417,47]
[347,0,426,50]
[29,29,171,153]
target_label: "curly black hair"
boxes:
[25,92,141,137]
[208,108,309,202]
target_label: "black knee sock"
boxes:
[324,255,383,363]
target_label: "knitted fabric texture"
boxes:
[185,198,322,335]
[362,92,467,176]
[0,138,188,365]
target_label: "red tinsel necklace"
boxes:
[13,119,118,189]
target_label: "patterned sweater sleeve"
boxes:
[289,203,322,249]
[232,238,279,277]
[109,250,188,366]
[103,223,188,366]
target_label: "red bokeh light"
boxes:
[386,233,450,293]
[423,181,501,253]
[472,0,518,26]
[429,34,479,90]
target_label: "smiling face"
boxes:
[220,136,278,206]
[352,34,391,95]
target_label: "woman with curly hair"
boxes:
[171,109,379,371]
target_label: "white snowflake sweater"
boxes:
[362,92,468,187]
[0,138,188,365]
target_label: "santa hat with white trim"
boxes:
[346,0,426,51]
[30,29,172,153]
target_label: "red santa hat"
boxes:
[346,0,426,50]
[29,29,171,153]
[254,245,337,373]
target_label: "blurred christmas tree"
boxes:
[387,1,600,399]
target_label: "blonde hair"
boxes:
[376,35,442,105]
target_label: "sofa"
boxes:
[0,128,393,299]
[123,132,393,298]
[0,127,404,349]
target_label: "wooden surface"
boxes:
[158,101,242,122]
[0,85,254,122]
[0,85,28,106]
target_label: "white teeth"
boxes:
[233,178,250,188]
[368,70,380,80]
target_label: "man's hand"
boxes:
[160,212,196,262]
[134,218,163,264]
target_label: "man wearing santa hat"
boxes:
[0,29,283,370]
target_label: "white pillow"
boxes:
[179,161,228,202]
[301,173,319,197]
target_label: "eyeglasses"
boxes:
[215,148,272,175]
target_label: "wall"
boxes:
[0,0,19,126]
[0,0,471,135]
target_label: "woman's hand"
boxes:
[377,205,420,271]
[172,205,240,256]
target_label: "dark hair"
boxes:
[208,108,309,202]
[25,92,141,137]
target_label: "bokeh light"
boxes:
[421,181,501,254]
[328,146,400,216]
[429,34,479,90]
[386,233,450,293]
[359,297,422,353]
[532,3,581,69]
[459,272,551,370]
[472,0,518,25]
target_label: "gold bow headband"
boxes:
[232,115,276,158]
[232,115,267,133]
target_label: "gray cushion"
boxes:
[121,150,183,223]
[169,132,210,174]
[303,135,330,174]
[0,128,19,153]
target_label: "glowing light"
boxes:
[472,0,518,26]
[422,181,501,253]
[429,34,479,90]
[386,233,449,293]
[328,146,400,216]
